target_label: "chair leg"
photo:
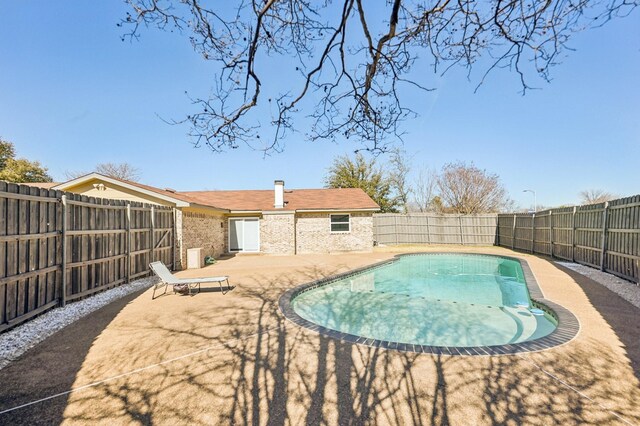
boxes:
[188,282,201,296]
[220,278,230,295]
[152,282,168,300]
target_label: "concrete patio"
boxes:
[0,246,639,425]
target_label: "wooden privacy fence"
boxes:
[0,182,175,333]
[374,213,498,245]
[497,194,640,283]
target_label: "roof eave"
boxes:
[295,208,380,213]
[185,203,230,213]
[53,173,191,207]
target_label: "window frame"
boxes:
[329,213,351,233]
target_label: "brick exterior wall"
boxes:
[260,213,296,255]
[295,212,374,254]
[177,210,373,261]
[180,211,226,267]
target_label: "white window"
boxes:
[330,214,350,233]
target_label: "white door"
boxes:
[229,218,260,252]
[243,219,260,252]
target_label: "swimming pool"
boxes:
[280,253,579,355]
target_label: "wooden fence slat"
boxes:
[61,195,68,307]
[0,185,174,332]
[373,214,498,246]
[0,192,59,203]
[65,199,126,209]
[0,232,59,242]
[65,229,126,236]
[0,265,61,286]
[0,181,6,326]
[497,194,640,283]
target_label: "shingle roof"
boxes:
[104,175,199,204]
[180,188,380,211]
[46,173,380,212]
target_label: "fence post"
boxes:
[426,214,431,244]
[571,206,577,262]
[511,214,516,250]
[549,210,554,258]
[150,205,155,263]
[600,201,609,271]
[172,208,177,271]
[126,203,131,283]
[531,213,535,254]
[459,215,464,245]
[60,195,68,307]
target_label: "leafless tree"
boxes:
[411,167,438,212]
[387,148,411,213]
[65,162,141,182]
[121,1,638,154]
[579,189,617,205]
[436,162,510,214]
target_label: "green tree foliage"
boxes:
[325,153,398,213]
[0,139,52,183]
[0,140,16,170]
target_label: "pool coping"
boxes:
[278,252,580,356]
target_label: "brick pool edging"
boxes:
[278,252,580,356]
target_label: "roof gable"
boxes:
[52,173,194,207]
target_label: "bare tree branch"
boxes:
[411,167,438,212]
[579,189,618,205]
[121,0,639,153]
[436,162,511,213]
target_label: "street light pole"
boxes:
[523,189,537,213]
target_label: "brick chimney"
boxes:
[274,180,284,208]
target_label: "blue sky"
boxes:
[0,2,638,209]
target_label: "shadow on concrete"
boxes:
[555,263,640,381]
[196,286,236,294]
[1,262,640,425]
[0,289,146,425]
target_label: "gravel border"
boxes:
[556,262,640,310]
[0,277,156,371]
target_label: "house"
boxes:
[46,173,379,268]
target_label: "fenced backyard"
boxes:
[497,194,640,283]
[2,186,639,333]
[374,213,498,245]
[0,182,175,332]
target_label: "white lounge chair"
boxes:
[149,261,230,299]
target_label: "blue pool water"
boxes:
[292,254,557,347]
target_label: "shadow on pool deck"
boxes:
[0,289,146,425]
[554,263,640,381]
[0,253,639,425]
